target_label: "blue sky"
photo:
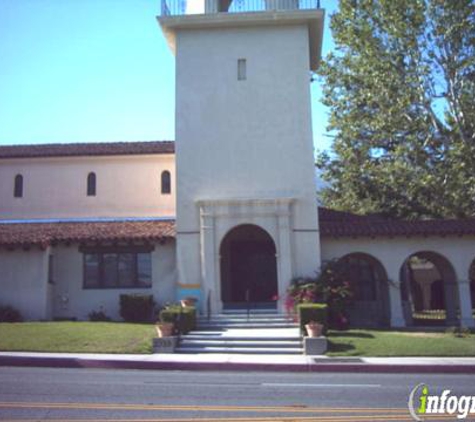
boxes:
[0,0,337,153]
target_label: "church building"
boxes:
[0,0,474,329]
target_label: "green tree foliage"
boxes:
[317,0,475,219]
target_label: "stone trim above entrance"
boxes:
[197,197,295,218]
[196,197,296,314]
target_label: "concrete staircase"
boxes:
[176,310,303,354]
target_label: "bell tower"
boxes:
[158,0,325,313]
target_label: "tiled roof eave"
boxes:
[0,220,176,250]
[0,141,175,160]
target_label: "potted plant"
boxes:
[155,321,174,338]
[305,321,324,338]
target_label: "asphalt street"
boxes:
[0,367,473,421]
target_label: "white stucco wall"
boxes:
[321,235,475,327]
[0,154,175,220]
[175,24,318,231]
[50,241,177,321]
[321,236,475,282]
[0,248,49,320]
[174,22,321,305]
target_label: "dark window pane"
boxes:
[345,256,377,301]
[137,253,152,287]
[161,171,171,194]
[84,254,100,287]
[87,172,96,196]
[118,253,135,287]
[102,253,118,287]
[14,174,23,198]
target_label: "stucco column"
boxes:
[200,210,220,315]
[276,210,292,314]
[388,280,406,327]
[444,281,459,326]
[457,280,475,328]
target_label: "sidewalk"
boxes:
[1,351,475,373]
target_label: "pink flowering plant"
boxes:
[286,259,353,328]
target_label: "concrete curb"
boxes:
[1,355,475,374]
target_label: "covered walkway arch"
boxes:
[400,251,459,326]
[336,253,390,327]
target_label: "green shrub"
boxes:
[297,303,328,335]
[0,305,23,322]
[88,309,112,322]
[159,305,196,335]
[119,294,155,323]
[287,259,353,329]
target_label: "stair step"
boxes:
[175,346,303,354]
[198,323,297,329]
[180,339,301,347]
[182,335,301,341]
[198,317,293,323]
[200,312,289,318]
[222,309,278,314]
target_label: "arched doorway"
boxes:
[400,251,458,326]
[336,253,390,327]
[220,224,278,309]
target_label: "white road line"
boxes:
[261,383,382,388]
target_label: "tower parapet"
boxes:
[158,0,324,71]
[160,0,321,16]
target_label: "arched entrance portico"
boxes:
[220,224,278,309]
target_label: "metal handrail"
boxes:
[207,289,212,321]
[159,0,321,17]
[245,288,250,321]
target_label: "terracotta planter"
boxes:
[155,322,174,338]
[305,322,323,338]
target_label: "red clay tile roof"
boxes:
[1,210,475,248]
[0,141,175,159]
[0,220,175,249]
[319,207,475,238]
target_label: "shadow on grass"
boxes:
[327,340,356,354]
[328,331,375,339]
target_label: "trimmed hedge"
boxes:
[159,305,196,335]
[119,294,155,323]
[0,305,23,323]
[88,310,112,322]
[297,303,328,335]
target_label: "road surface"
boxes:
[0,367,473,421]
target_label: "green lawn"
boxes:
[328,329,475,357]
[0,323,474,356]
[0,322,155,354]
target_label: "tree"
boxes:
[317,0,475,219]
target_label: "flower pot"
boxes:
[305,322,323,338]
[155,322,174,338]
